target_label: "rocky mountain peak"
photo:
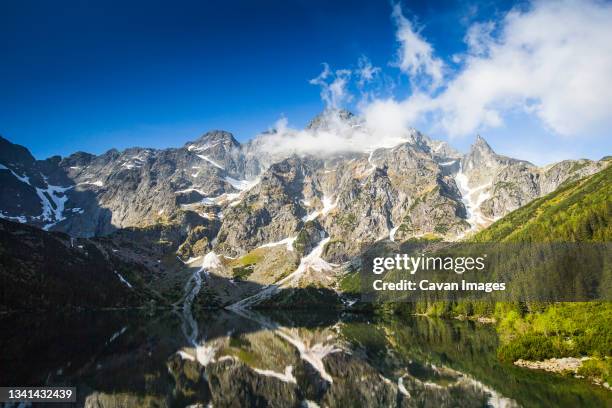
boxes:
[0,135,36,166]
[60,151,96,168]
[306,109,356,130]
[472,134,495,155]
[187,130,240,151]
[462,135,500,172]
[0,118,605,251]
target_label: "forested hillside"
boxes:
[473,161,611,242]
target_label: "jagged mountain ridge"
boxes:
[1,110,609,311]
[0,109,606,256]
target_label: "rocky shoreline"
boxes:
[514,357,610,390]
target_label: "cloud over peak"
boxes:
[322,1,612,140]
[259,0,611,162]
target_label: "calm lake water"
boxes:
[0,309,609,407]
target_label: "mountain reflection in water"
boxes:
[0,309,609,407]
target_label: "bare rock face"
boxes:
[0,136,75,230]
[214,156,314,257]
[0,131,256,237]
[452,135,606,233]
[184,130,252,178]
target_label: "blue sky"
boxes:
[1,0,610,164]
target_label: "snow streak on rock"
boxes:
[302,196,338,221]
[36,180,73,230]
[274,329,340,384]
[258,237,296,251]
[229,237,334,310]
[0,163,30,184]
[225,176,254,191]
[454,165,492,235]
[389,226,399,242]
[253,366,297,384]
[196,154,224,169]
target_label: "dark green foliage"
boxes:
[0,219,164,311]
[473,166,612,362]
[498,333,575,362]
[293,228,309,253]
[578,358,612,384]
[256,286,343,309]
[496,302,612,360]
[232,264,254,281]
[338,270,360,294]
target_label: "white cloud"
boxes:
[309,64,353,109]
[464,21,495,56]
[263,0,612,160]
[254,110,413,157]
[363,95,430,137]
[391,3,445,90]
[372,0,612,138]
[356,56,381,88]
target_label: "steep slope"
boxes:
[467,165,612,379]
[473,161,611,243]
[0,131,255,238]
[455,135,606,234]
[0,219,167,312]
[0,136,76,230]
[59,131,253,236]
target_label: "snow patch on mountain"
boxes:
[258,237,296,251]
[0,163,31,185]
[454,167,493,234]
[179,255,202,265]
[106,326,128,344]
[187,141,223,152]
[282,237,333,286]
[225,176,258,191]
[121,152,150,170]
[175,187,208,195]
[78,180,104,187]
[439,160,457,166]
[36,181,73,230]
[303,196,338,221]
[195,343,218,367]
[196,154,224,169]
[202,251,222,272]
[389,226,399,242]
[0,213,27,223]
[228,237,334,310]
[225,176,248,190]
[253,366,297,384]
[114,271,133,288]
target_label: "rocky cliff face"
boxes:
[0,109,607,309]
[455,135,605,233]
[0,130,253,237]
